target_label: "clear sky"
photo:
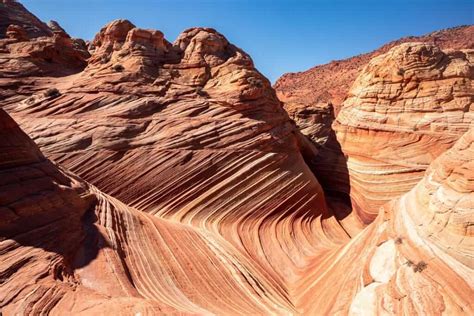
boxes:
[22,0,473,82]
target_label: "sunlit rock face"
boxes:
[296,127,474,315]
[0,2,473,315]
[274,25,474,114]
[1,107,473,315]
[0,28,88,79]
[0,2,88,79]
[274,26,474,232]
[333,43,473,223]
[2,18,353,290]
[0,109,296,315]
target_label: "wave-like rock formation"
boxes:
[2,106,472,315]
[0,109,296,314]
[2,17,352,291]
[331,43,473,223]
[296,127,474,315]
[1,2,473,315]
[274,27,473,231]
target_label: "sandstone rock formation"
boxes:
[0,0,52,39]
[297,127,474,315]
[274,27,473,232]
[330,42,473,223]
[2,107,472,314]
[0,109,295,314]
[2,17,351,294]
[274,25,474,113]
[0,2,473,315]
[0,22,88,79]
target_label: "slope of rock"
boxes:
[0,109,300,315]
[274,25,474,113]
[0,1,89,95]
[0,23,88,79]
[0,0,52,39]
[2,19,352,290]
[2,95,473,315]
[330,43,473,223]
[274,27,473,231]
[296,127,474,315]
[1,2,473,315]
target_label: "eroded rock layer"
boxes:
[0,24,88,79]
[274,25,474,113]
[276,28,473,232]
[0,0,52,39]
[332,43,473,222]
[2,19,352,289]
[0,109,299,315]
[296,127,474,315]
[1,104,472,315]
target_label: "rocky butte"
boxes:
[0,1,473,315]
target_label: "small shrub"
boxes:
[100,55,110,64]
[413,261,427,273]
[117,50,129,58]
[248,77,263,88]
[406,259,414,267]
[112,64,124,72]
[170,69,180,78]
[195,86,208,96]
[43,88,61,98]
[25,95,37,105]
[395,237,403,244]
[135,44,147,51]
[397,68,405,76]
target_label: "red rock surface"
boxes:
[0,109,296,314]
[0,23,88,79]
[297,127,474,315]
[0,2,473,315]
[304,43,474,228]
[0,0,52,39]
[274,27,473,233]
[2,17,351,302]
[274,25,474,113]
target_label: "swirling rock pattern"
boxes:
[1,111,472,315]
[333,43,473,222]
[2,18,351,293]
[1,2,473,315]
[275,27,473,232]
[0,109,295,314]
[296,127,474,315]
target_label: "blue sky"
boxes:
[23,0,473,82]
